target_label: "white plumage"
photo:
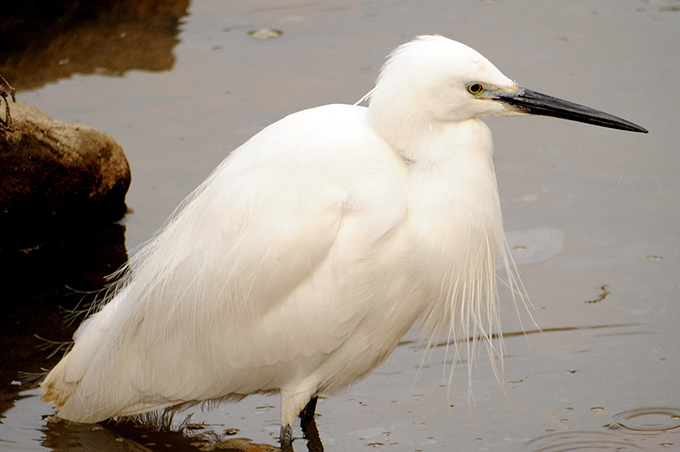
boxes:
[41,35,646,449]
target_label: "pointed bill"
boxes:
[498,87,648,133]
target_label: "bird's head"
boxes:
[367,35,646,153]
[370,36,518,122]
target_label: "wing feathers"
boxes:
[40,104,410,421]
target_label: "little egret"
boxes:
[41,35,647,450]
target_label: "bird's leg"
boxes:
[299,396,324,451]
[280,424,294,452]
[299,396,318,426]
[301,400,324,452]
[280,391,319,451]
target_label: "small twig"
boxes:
[0,73,17,132]
[585,285,610,304]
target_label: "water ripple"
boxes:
[526,430,645,451]
[606,407,680,432]
[526,407,680,452]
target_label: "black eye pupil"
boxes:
[469,83,483,94]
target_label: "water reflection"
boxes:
[45,416,280,451]
[0,223,127,417]
[44,409,316,452]
[42,418,154,452]
[0,0,190,90]
[2,388,282,452]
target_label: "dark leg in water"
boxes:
[299,396,318,426]
[280,397,323,451]
[300,397,323,452]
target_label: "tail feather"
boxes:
[40,357,74,408]
[39,288,134,423]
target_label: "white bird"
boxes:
[41,35,646,450]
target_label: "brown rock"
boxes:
[0,101,130,250]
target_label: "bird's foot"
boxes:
[280,424,294,452]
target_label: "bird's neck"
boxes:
[405,118,504,253]
[403,119,506,339]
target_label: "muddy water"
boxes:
[1,1,679,451]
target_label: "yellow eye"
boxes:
[467,83,485,95]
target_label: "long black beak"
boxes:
[498,87,648,133]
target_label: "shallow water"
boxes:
[1,1,679,451]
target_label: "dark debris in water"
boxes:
[248,29,282,40]
[585,285,610,304]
